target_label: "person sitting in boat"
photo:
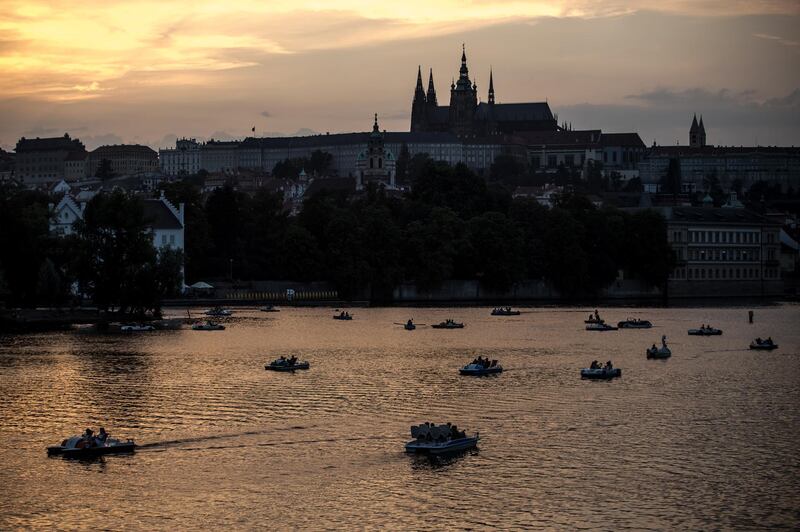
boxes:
[766,337,773,345]
[97,427,108,444]
[590,360,598,369]
[755,337,762,344]
[407,319,413,327]
[81,428,96,448]
[605,360,613,370]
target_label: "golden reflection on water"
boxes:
[1,305,799,529]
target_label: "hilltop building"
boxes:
[87,144,159,177]
[410,46,558,136]
[160,138,201,176]
[14,134,87,185]
[639,116,800,194]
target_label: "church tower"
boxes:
[690,114,700,147]
[690,114,708,147]
[698,115,707,147]
[357,114,396,190]
[410,66,427,132]
[449,45,478,136]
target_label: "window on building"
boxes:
[565,155,574,167]
[161,234,167,245]
[547,156,557,168]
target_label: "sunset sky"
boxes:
[1,0,799,150]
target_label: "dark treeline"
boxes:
[0,185,182,313]
[163,158,675,300]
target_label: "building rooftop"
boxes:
[659,207,780,226]
[600,133,646,148]
[142,199,183,230]
[16,134,85,153]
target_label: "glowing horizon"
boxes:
[1,1,799,148]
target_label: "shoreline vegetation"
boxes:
[1,160,678,318]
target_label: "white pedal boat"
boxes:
[47,435,136,457]
[265,358,310,371]
[405,423,479,454]
[688,327,722,336]
[586,322,618,331]
[459,362,503,376]
[580,367,622,379]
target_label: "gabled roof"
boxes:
[142,199,183,230]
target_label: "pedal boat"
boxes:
[459,362,503,376]
[47,436,136,457]
[580,367,622,379]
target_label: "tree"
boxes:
[489,154,525,183]
[465,211,525,292]
[623,210,675,288]
[308,150,333,176]
[74,191,167,314]
[95,158,115,180]
[396,143,410,183]
[0,184,53,306]
[36,258,62,307]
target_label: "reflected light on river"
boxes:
[1,304,799,529]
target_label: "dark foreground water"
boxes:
[1,305,799,530]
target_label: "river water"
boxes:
[1,305,798,530]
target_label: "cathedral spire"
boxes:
[456,44,472,90]
[488,68,495,105]
[415,65,425,96]
[373,113,379,133]
[427,68,437,106]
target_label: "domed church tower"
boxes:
[356,114,396,190]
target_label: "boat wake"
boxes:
[135,428,394,452]
[135,425,316,449]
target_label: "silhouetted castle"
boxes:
[410,45,558,136]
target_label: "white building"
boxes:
[160,138,201,176]
[49,191,184,255]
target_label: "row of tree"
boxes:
[162,158,675,300]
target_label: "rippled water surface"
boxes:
[1,304,799,529]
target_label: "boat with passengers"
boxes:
[265,356,310,371]
[586,322,617,331]
[259,305,280,312]
[750,337,778,350]
[584,309,604,324]
[688,324,722,336]
[120,323,155,332]
[192,321,225,331]
[491,307,520,316]
[646,335,672,359]
[618,318,653,329]
[431,319,464,329]
[581,360,621,379]
[459,356,503,376]
[47,428,135,457]
[405,422,479,454]
[205,306,232,317]
[333,311,353,320]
